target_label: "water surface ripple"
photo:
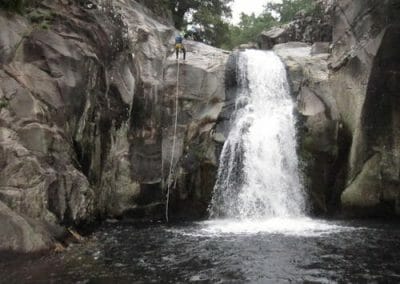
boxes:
[1,219,400,283]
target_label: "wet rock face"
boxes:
[0,0,228,251]
[274,42,341,215]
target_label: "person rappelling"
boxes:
[167,33,184,222]
[175,33,186,60]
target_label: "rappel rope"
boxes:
[166,58,180,223]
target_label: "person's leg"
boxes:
[175,46,179,59]
[182,47,186,60]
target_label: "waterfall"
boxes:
[209,50,306,219]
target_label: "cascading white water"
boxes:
[209,50,306,219]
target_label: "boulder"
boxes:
[0,201,53,252]
[258,27,288,50]
[341,155,383,214]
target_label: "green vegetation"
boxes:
[169,0,232,30]
[1,0,318,49]
[0,0,44,14]
[0,98,9,110]
[0,0,25,13]
[266,0,316,24]
[222,0,317,49]
[221,12,277,50]
[168,0,319,49]
[168,0,233,47]
[27,8,54,31]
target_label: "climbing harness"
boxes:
[166,59,180,223]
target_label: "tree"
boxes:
[221,12,277,50]
[266,0,315,23]
[219,0,320,50]
[168,0,232,46]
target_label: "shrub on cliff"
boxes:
[0,0,25,13]
[0,0,43,14]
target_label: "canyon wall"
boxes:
[1,0,399,253]
[268,0,400,216]
[0,0,228,252]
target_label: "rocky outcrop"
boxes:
[258,0,333,50]
[0,0,228,252]
[274,0,400,217]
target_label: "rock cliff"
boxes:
[0,0,228,252]
[331,0,400,216]
[266,0,400,216]
[1,0,399,253]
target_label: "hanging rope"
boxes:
[166,58,180,223]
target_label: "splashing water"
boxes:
[209,50,306,219]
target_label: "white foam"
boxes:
[189,218,354,237]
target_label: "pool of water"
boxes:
[1,218,400,283]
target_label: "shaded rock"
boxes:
[297,86,325,116]
[162,41,229,219]
[274,42,340,214]
[0,0,180,251]
[0,12,28,65]
[311,42,330,55]
[341,155,383,213]
[0,201,53,252]
[329,0,400,216]
[0,0,229,244]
